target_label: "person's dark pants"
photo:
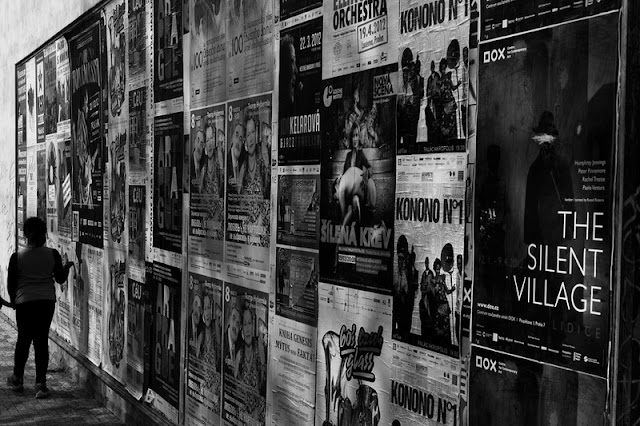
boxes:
[13,300,55,384]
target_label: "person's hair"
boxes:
[433,258,442,270]
[24,216,47,247]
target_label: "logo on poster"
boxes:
[483,47,505,63]
[475,355,497,372]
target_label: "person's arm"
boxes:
[7,253,17,304]
[53,249,73,284]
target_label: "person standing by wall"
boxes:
[6,217,73,398]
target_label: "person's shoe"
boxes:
[35,383,50,399]
[6,374,23,392]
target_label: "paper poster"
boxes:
[129,86,150,184]
[185,272,223,426]
[222,282,269,426]
[126,270,148,398]
[153,112,184,254]
[278,16,322,165]
[27,146,37,219]
[472,14,617,377]
[26,57,37,149]
[397,0,469,155]
[70,18,105,247]
[106,121,128,244]
[189,104,225,273]
[46,134,60,233]
[36,142,47,222]
[53,235,74,344]
[128,0,150,88]
[16,62,27,247]
[56,36,71,138]
[36,51,45,144]
[225,94,272,273]
[44,42,58,137]
[56,137,74,238]
[315,283,393,426]
[154,0,184,107]
[480,0,620,41]
[227,0,274,98]
[270,315,317,425]
[279,0,321,22]
[469,345,607,426]
[321,0,398,79]
[150,262,182,409]
[276,165,320,249]
[103,246,128,383]
[393,153,465,358]
[319,65,397,293]
[275,247,318,327]
[189,0,226,108]
[129,184,146,278]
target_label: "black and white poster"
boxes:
[319,65,397,293]
[154,0,183,105]
[279,0,321,22]
[472,14,617,377]
[276,166,320,250]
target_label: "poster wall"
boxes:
[225,94,272,273]
[222,282,269,426]
[70,18,105,247]
[315,283,393,426]
[321,0,398,78]
[393,153,465,358]
[319,65,397,293]
[472,13,617,377]
[185,272,223,426]
[397,0,469,154]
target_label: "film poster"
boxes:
[393,153,465,358]
[16,63,27,247]
[103,246,128,383]
[189,104,225,273]
[225,94,272,273]
[480,0,620,41]
[70,18,105,247]
[321,0,398,79]
[319,65,397,293]
[397,0,469,155]
[227,0,274,99]
[126,256,148,398]
[469,345,607,426]
[315,283,393,426]
[189,0,226,108]
[153,112,184,254]
[390,343,460,426]
[186,272,223,426]
[154,0,184,108]
[275,247,318,326]
[472,14,617,377]
[150,262,182,410]
[222,282,269,426]
[278,16,322,166]
[270,315,317,425]
[279,0,321,22]
[276,165,320,249]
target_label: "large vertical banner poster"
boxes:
[70,18,105,247]
[315,283,393,426]
[129,184,146,278]
[321,0,398,79]
[26,57,37,149]
[36,143,47,222]
[189,104,225,273]
[393,153,465,358]
[390,341,460,426]
[472,14,617,377]
[278,17,322,166]
[103,247,128,382]
[279,0,321,22]
[153,112,184,254]
[44,43,60,233]
[53,236,75,344]
[189,0,226,108]
[56,36,72,138]
[151,262,182,413]
[36,52,45,145]
[44,42,59,137]
[397,0,469,155]
[126,254,147,398]
[222,282,269,426]
[319,65,397,293]
[154,0,183,108]
[186,273,223,426]
[225,95,272,273]
[106,123,127,244]
[16,63,27,247]
[480,0,619,41]
[227,0,274,98]
[469,346,607,426]
[79,244,105,365]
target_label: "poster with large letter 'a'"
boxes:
[472,13,617,377]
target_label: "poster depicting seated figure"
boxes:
[315,283,393,426]
[224,94,272,276]
[397,0,469,154]
[472,13,617,378]
[469,345,607,426]
[393,153,465,358]
[319,65,397,293]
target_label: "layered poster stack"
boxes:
[13,0,623,425]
